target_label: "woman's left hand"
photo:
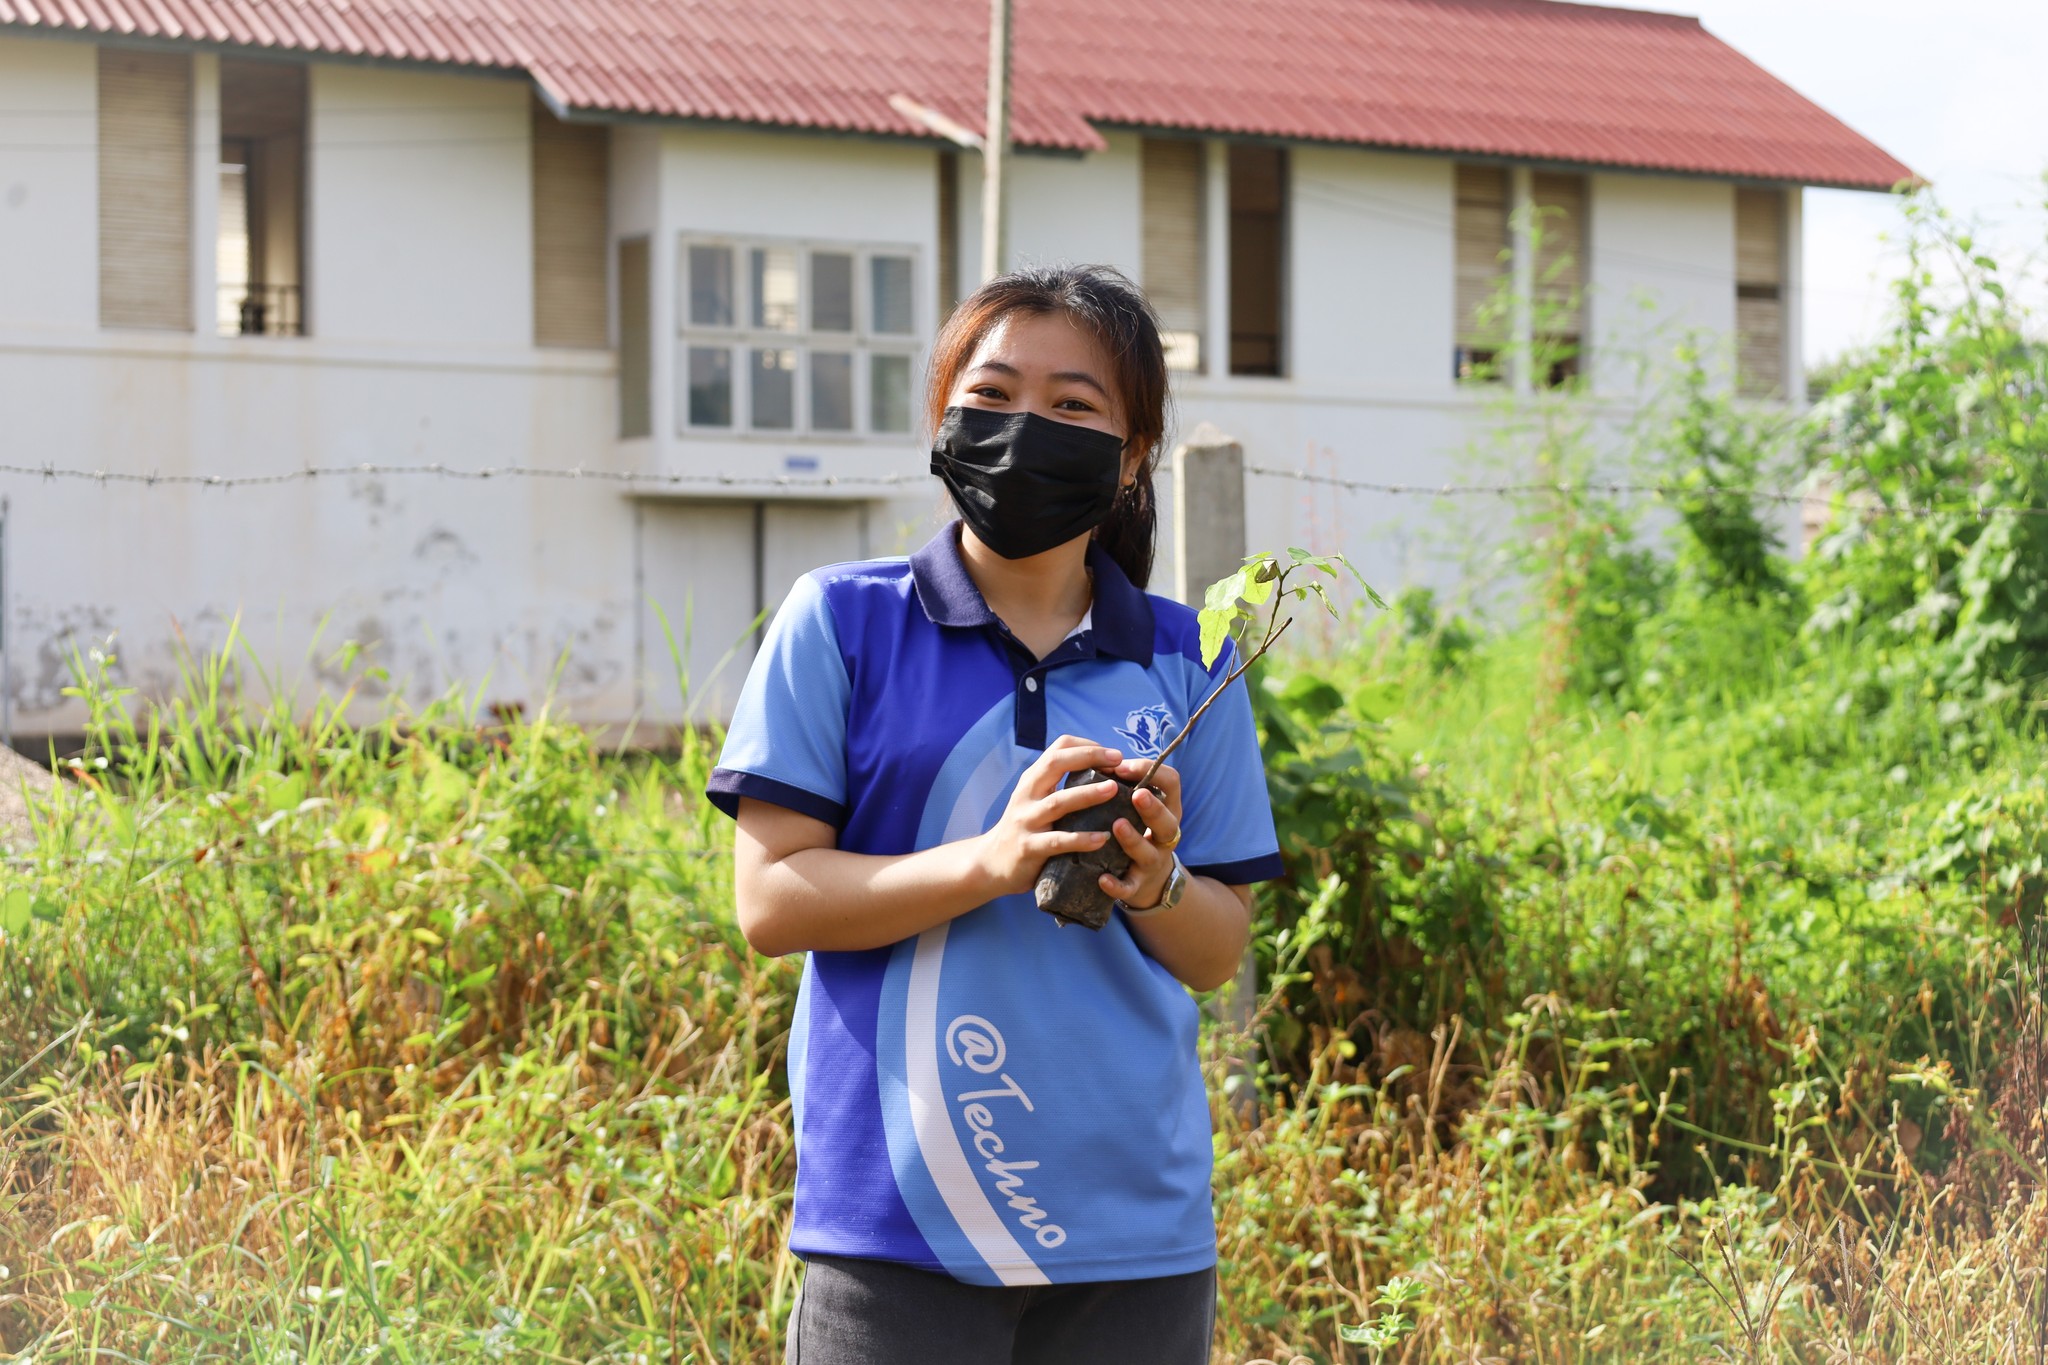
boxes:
[1098,760,1184,910]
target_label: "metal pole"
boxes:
[980,0,1012,282]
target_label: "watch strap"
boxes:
[1121,855,1188,919]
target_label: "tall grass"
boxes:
[2,617,2044,1363]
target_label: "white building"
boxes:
[0,0,1908,740]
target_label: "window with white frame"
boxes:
[678,238,920,438]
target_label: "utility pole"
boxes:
[980,0,1012,282]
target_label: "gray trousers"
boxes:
[785,1254,1217,1365]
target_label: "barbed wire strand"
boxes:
[0,461,930,492]
[1239,464,2048,519]
[3,458,2045,519]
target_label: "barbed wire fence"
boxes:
[3,453,2044,750]
[3,457,2045,518]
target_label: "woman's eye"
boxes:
[968,385,1008,401]
[1055,398,1096,413]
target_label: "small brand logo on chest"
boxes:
[1113,703,1177,758]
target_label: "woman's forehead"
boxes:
[966,311,1112,376]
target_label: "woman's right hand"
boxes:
[974,735,1125,897]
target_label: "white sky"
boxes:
[1588,0,2048,364]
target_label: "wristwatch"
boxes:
[1122,855,1189,919]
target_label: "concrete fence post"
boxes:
[1170,424,1261,1112]
[1172,422,1247,611]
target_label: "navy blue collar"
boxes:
[910,521,1155,666]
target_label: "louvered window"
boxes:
[1453,164,1508,381]
[617,237,651,438]
[533,101,609,349]
[1735,188,1785,399]
[99,49,192,331]
[1141,138,1205,373]
[1228,145,1286,377]
[1532,171,1586,386]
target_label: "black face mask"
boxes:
[929,406,1126,561]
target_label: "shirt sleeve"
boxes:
[705,572,851,827]
[1169,640,1285,886]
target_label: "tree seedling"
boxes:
[1337,1275,1425,1363]
[1034,548,1375,929]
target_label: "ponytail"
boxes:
[1096,463,1159,590]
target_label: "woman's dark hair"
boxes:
[925,264,1170,588]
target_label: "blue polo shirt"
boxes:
[707,522,1284,1286]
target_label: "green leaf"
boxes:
[1197,603,1238,671]
[1276,674,1346,722]
[1199,562,1268,668]
[1243,568,1278,607]
[265,770,307,814]
[1202,567,1253,616]
[0,888,30,936]
[1350,681,1403,723]
[455,964,498,993]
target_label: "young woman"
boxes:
[707,264,1283,1365]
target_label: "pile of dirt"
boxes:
[0,744,56,847]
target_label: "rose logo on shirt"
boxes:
[1113,703,1177,759]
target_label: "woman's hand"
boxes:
[973,735,1125,897]
[1098,760,1183,909]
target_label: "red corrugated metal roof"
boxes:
[0,0,1914,189]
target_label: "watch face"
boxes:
[1162,860,1188,909]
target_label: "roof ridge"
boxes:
[1409,0,1701,27]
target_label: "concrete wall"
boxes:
[1287,145,1456,393]
[0,34,99,332]
[1586,171,1740,395]
[310,66,533,347]
[956,131,1146,286]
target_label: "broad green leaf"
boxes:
[1275,674,1345,722]
[0,888,30,936]
[1202,567,1252,616]
[1197,604,1237,670]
